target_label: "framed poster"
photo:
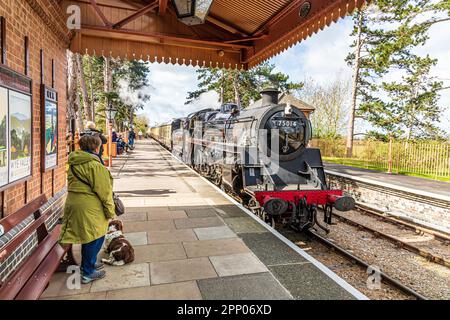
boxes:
[41,85,58,171]
[0,87,7,187]
[9,90,32,183]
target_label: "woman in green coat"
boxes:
[60,134,115,284]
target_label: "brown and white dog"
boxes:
[102,220,135,266]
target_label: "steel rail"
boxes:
[355,203,450,243]
[331,211,450,268]
[306,229,428,301]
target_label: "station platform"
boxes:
[324,163,450,201]
[42,140,366,300]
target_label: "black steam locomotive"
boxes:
[151,88,355,232]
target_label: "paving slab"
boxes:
[148,229,198,244]
[133,243,187,263]
[185,208,218,218]
[175,217,224,229]
[90,263,151,293]
[42,292,107,300]
[209,253,268,277]
[224,217,268,234]
[213,205,248,218]
[148,210,187,220]
[239,232,307,266]
[126,206,167,214]
[269,263,355,300]
[169,205,214,211]
[194,226,237,241]
[198,273,292,300]
[120,211,148,222]
[183,238,249,258]
[124,232,148,246]
[125,220,175,233]
[41,272,92,299]
[150,258,217,285]
[106,281,202,300]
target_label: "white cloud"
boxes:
[137,63,219,125]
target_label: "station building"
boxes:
[0,1,69,219]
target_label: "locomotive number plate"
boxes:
[272,120,298,127]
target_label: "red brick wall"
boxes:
[0,0,68,216]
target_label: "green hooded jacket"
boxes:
[59,150,115,245]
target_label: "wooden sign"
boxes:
[0,65,32,94]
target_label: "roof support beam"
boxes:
[159,0,169,15]
[89,0,112,27]
[81,24,252,50]
[113,1,159,29]
[224,34,268,44]
[206,16,249,36]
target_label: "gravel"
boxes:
[311,210,450,300]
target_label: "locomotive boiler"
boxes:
[151,88,355,232]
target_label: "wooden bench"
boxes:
[0,195,76,300]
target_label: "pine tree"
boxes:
[186,62,303,108]
[346,0,450,154]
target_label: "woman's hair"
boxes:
[79,134,102,152]
[85,121,96,130]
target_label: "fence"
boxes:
[310,139,450,181]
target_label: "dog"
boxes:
[102,220,135,266]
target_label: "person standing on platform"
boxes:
[81,121,107,164]
[128,128,136,149]
[112,129,118,143]
[59,135,115,284]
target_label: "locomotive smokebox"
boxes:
[260,87,280,105]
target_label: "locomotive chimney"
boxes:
[260,88,280,105]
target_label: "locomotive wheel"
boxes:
[261,210,277,229]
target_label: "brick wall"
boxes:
[327,173,450,234]
[0,0,68,216]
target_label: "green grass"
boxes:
[323,157,450,183]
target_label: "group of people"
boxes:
[112,130,135,155]
[59,122,140,284]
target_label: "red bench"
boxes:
[0,195,76,300]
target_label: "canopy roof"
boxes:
[58,0,366,69]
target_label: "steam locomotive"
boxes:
[151,88,355,232]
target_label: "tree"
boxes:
[134,115,150,135]
[297,78,350,139]
[72,55,151,132]
[186,62,303,108]
[76,53,93,122]
[346,1,450,154]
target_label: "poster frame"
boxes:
[40,84,58,172]
[0,64,33,191]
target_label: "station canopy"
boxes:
[61,0,367,69]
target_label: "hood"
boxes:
[68,150,100,166]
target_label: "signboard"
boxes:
[0,65,32,188]
[9,90,31,182]
[41,85,58,171]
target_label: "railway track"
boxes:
[355,204,450,242]
[304,229,427,300]
[330,205,450,268]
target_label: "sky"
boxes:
[139,16,450,134]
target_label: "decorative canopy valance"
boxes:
[54,0,366,69]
